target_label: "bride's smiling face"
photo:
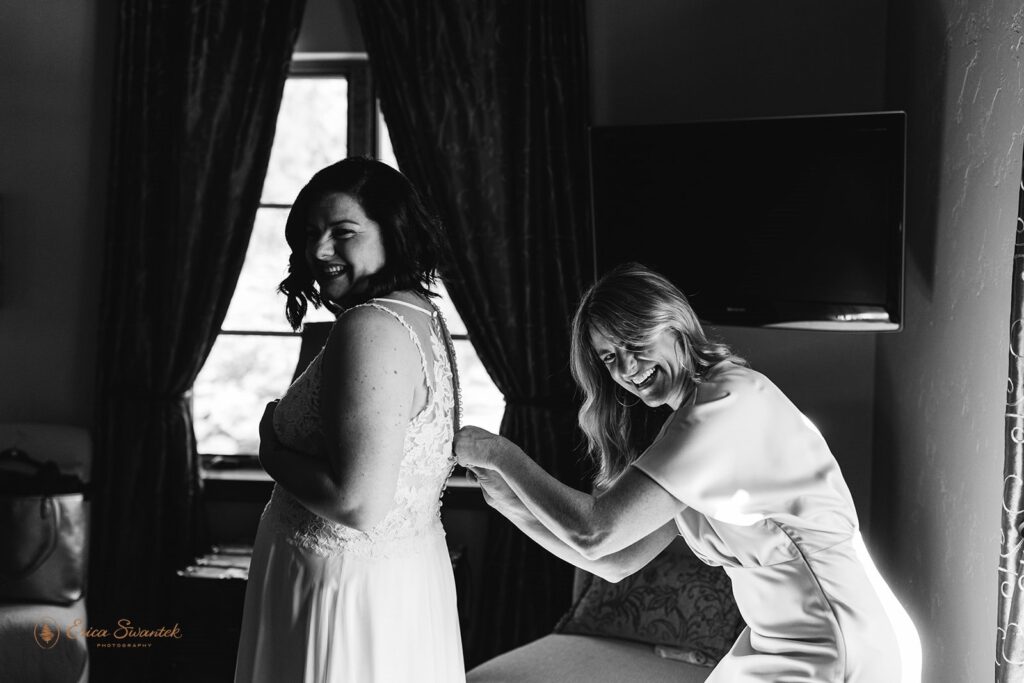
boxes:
[589,326,690,410]
[304,192,387,309]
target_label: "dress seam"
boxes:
[753,526,859,568]
[769,519,849,682]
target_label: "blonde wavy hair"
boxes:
[570,263,745,489]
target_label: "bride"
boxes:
[234,157,465,682]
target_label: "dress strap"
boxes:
[372,297,435,317]
[347,302,433,401]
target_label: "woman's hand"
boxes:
[454,426,522,472]
[468,466,520,509]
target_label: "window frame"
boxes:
[290,53,376,158]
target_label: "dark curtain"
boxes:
[998,174,1024,680]
[354,0,592,664]
[90,0,304,677]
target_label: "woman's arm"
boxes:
[318,306,421,530]
[261,306,421,531]
[470,466,678,583]
[258,401,349,524]
[455,427,685,560]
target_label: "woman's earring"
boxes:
[615,389,640,408]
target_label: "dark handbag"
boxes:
[0,447,89,605]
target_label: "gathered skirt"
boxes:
[234,518,465,683]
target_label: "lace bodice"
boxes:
[263,299,457,558]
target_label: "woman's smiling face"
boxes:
[589,325,690,410]
[304,192,387,309]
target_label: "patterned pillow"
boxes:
[554,538,745,666]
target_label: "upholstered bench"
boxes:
[467,632,712,682]
[467,538,743,683]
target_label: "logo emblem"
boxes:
[34,618,60,649]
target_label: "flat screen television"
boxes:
[589,111,906,331]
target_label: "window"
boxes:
[193,55,504,458]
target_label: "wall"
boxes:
[294,0,364,53]
[874,1,1024,681]
[0,0,113,427]
[587,0,888,531]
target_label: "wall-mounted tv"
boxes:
[589,111,906,331]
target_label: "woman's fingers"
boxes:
[469,466,495,485]
[468,466,519,508]
[454,425,502,468]
[454,425,499,444]
[453,428,481,466]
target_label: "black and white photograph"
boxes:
[1,1,1023,681]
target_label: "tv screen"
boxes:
[589,111,906,331]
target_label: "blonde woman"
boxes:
[456,262,920,682]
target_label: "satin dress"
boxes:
[633,362,921,682]
[234,298,465,683]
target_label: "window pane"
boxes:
[222,208,335,332]
[430,282,467,337]
[194,335,302,455]
[453,339,505,434]
[197,302,505,455]
[262,77,349,204]
[222,208,291,332]
[430,281,504,434]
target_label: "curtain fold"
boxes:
[998,174,1024,680]
[354,0,592,664]
[90,0,304,678]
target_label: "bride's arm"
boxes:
[470,466,678,583]
[258,402,347,523]
[261,306,420,530]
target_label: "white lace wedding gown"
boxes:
[234,298,465,683]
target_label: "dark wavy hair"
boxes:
[570,262,746,489]
[279,157,448,329]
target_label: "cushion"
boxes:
[466,633,711,683]
[0,597,90,683]
[554,538,744,666]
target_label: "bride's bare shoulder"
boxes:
[324,303,420,369]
